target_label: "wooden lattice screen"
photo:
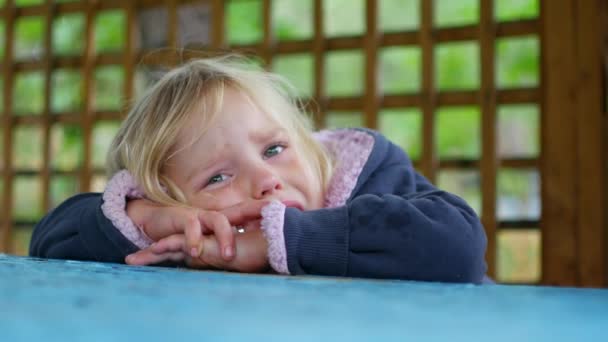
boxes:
[0,0,605,287]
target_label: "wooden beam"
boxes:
[419,0,437,182]
[601,0,608,288]
[363,0,378,129]
[480,0,497,278]
[312,0,326,128]
[541,0,579,286]
[541,0,606,287]
[40,0,53,214]
[574,0,606,287]
[79,0,96,192]
[210,0,225,49]
[1,0,16,253]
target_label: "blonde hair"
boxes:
[107,54,333,207]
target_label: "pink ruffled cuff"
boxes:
[260,200,289,274]
[101,170,153,249]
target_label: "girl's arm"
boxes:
[29,193,139,262]
[31,170,266,266]
[262,136,488,284]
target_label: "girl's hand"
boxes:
[125,229,269,273]
[126,199,268,261]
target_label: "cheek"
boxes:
[290,153,322,193]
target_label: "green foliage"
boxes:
[94,66,124,111]
[497,36,539,88]
[380,47,421,93]
[498,169,540,220]
[495,0,539,21]
[52,69,83,113]
[53,14,85,55]
[273,0,312,40]
[325,112,363,129]
[14,177,43,220]
[498,105,539,157]
[324,0,364,37]
[94,11,125,53]
[273,54,313,97]
[436,106,481,159]
[13,126,42,169]
[227,0,262,44]
[379,0,419,31]
[14,0,42,6]
[51,125,84,170]
[13,72,44,114]
[379,109,422,160]
[435,0,478,27]
[436,42,480,90]
[497,230,540,282]
[326,51,364,96]
[50,176,79,209]
[92,122,120,168]
[15,16,43,60]
[437,170,481,215]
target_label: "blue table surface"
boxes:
[1,254,607,342]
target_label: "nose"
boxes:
[251,165,283,199]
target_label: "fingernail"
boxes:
[190,248,198,257]
[224,246,234,259]
[126,255,135,263]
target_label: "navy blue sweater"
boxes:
[30,129,488,283]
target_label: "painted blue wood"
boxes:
[1,254,607,342]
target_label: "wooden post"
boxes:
[79,0,96,193]
[1,0,15,252]
[312,0,326,128]
[420,0,437,182]
[210,0,225,49]
[479,0,497,279]
[541,0,606,287]
[363,0,378,130]
[41,0,54,214]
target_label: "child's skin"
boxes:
[125,87,324,271]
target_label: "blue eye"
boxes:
[264,144,285,158]
[207,174,228,185]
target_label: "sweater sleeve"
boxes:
[279,141,488,284]
[29,193,139,263]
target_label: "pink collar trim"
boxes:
[314,129,375,208]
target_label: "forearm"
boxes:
[30,193,139,263]
[275,192,487,283]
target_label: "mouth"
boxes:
[281,200,304,211]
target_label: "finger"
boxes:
[221,200,269,226]
[150,234,187,253]
[126,250,186,265]
[198,235,227,269]
[176,211,203,258]
[199,211,235,261]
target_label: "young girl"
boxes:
[30,55,489,283]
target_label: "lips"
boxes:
[281,200,304,211]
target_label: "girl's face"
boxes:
[163,87,325,213]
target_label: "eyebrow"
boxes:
[249,127,287,144]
